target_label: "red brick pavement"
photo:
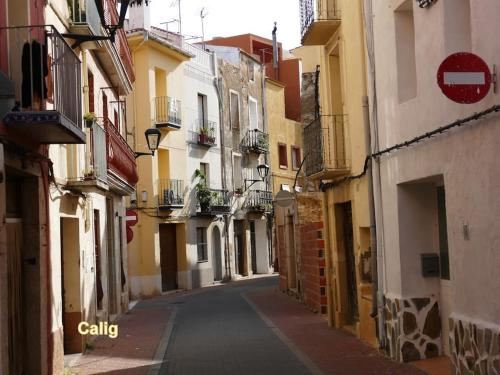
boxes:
[246,286,428,375]
[69,305,171,375]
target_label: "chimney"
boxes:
[272,22,279,80]
[128,1,151,31]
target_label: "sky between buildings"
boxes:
[147,0,302,50]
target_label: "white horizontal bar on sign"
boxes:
[126,216,136,221]
[444,72,485,85]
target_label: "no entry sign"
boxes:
[437,53,492,104]
[126,210,138,227]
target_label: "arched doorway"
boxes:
[212,226,222,281]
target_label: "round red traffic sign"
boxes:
[126,226,133,244]
[437,52,491,104]
[126,210,138,227]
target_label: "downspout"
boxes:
[213,57,231,280]
[362,96,377,319]
[363,0,386,348]
[261,64,272,268]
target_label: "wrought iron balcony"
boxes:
[303,115,350,179]
[154,96,182,129]
[158,179,184,209]
[300,0,341,45]
[197,119,217,147]
[242,129,269,154]
[245,190,273,213]
[104,118,138,187]
[0,25,85,144]
[68,0,104,39]
[198,189,231,215]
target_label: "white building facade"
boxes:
[369,0,500,372]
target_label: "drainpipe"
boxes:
[213,58,231,280]
[362,96,378,320]
[363,0,387,348]
[261,64,273,269]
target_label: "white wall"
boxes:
[372,0,500,324]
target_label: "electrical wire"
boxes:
[320,104,500,191]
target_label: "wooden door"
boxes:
[160,224,178,292]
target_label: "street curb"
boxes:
[147,306,178,375]
[242,293,325,375]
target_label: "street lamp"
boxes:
[244,163,269,191]
[135,127,161,159]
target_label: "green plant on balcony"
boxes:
[194,169,212,212]
[257,133,268,150]
[199,124,215,145]
[84,112,96,128]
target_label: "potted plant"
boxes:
[194,169,212,212]
[84,112,96,128]
[198,125,213,145]
[257,133,268,151]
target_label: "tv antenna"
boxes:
[200,7,208,49]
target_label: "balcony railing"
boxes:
[158,179,184,209]
[90,121,108,183]
[303,115,349,178]
[300,0,341,44]
[0,25,85,144]
[242,129,269,154]
[197,119,217,147]
[103,0,135,83]
[104,118,138,186]
[154,96,182,129]
[245,190,273,213]
[68,0,103,37]
[199,189,231,215]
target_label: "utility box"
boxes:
[421,253,440,278]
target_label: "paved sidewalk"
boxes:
[69,299,173,375]
[245,285,428,375]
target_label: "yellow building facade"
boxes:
[296,0,377,346]
[126,26,191,297]
[266,78,303,195]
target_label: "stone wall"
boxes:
[385,296,442,362]
[301,72,317,126]
[449,317,500,375]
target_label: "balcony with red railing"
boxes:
[104,118,138,187]
[100,0,135,86]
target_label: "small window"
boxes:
[197,228,208,261]
[248,62,255,81]
[198,93,207,127]
[233,154,243,191]
[114,109,119,129]
[102,92,108,121]
[278,144,288,169]
[200,162,209,187]
[230,91,240,129]
[249,97,258,130]
[88,70,95,113]
[291,146,301,170]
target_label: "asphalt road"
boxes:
[159,277,311,375]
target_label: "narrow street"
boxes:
[70,277,428,375]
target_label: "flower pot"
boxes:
[85,119,94,128]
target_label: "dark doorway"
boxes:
[212,226,223,281]
[94,210,104,310]
[5,172,42,374]
[339,202,358,324]
[234,220,245,275]
[286,215,297,289]
[106,198,117,315]
[250,221,257,274]
[160,224,178,291]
